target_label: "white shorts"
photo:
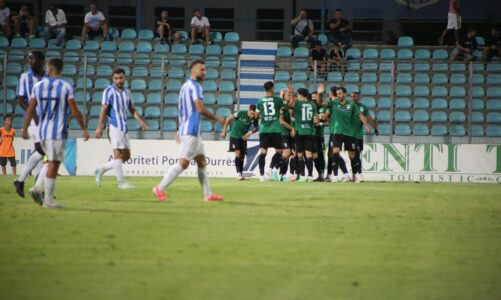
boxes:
[28,124,40,144]
[109,125,130,149]
[178,135,205,161]
[447,13,461,30]
[41,140,65,162]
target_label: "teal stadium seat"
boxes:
[360,84,376,96]
[223,45,238,56]
[397,36,413,47]
[204,94,216,104]
[486,112,501,123]
[165,93,178,104]
[171,44,187,54]
[145,120,160,131]
[327,71,342,82]
[216,108,232,118]
[206,45,221,56]
[293,47,309,58]
[449,99,466,109]
[486,126,501,137]
[413,124,429,136]
[487,100,501,110]
[292,71,307,81]
[397,49,413,59]
[29,38,45,49]
[413,85,429,97]
[138,29,154,40]
[101,41,117,52]
[378,97,391,108]
[378,124,391,135]
[145,107,161,118]
[131,93,145,104]
[432,74,448,84]
[380,49,395,60]
[395,97,411,109]
[396,85,412,96]
[377,111,391,122]
[168,68,185,79]
[163,120,177,132]
[431,125,447,136]
[395,111,411,122]
[396,73,412,84]
[432,86,448,97]
[414,49,431,60]
[76,78,92,89]
[471,112,485,123]
[146,93,161,104]
[98,52,115,64]
[83,40,99,51]
[471,125,484,137]
[137,41,152,53]
[10,37,27,48]
[121,28,137,39]
[487,87,501,98]
[219,81,235,92]
[154,43,170,54]
[450,74,466,84]
[449,125,465,137]
[360,97,376,108]
[166,80,182,91]
[431,111,448,122]
[206,69,219,80]
[395,124,411,136]
[203,81,217,92]
[413,110,429,122]
[449,111,466,123]
[345,48,361,59]
[362,48,378,59]
[189,44,205,55]
[132,66,148,77]
[224,32,240,43]
[63,52,80,63]
[414,73,430,84]
[94,78,110,89]
[432,49,448,60]
[432,63,448,71]
[201,121,213,132]
[361,73,377,83]
[163,107,179,118]
[344,72,359,82]
[131,79,147,90]
[210,32,223,43]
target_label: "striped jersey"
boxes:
[31,77,75,141]
[179,79,203,137]
[102,84,133,133]
[16,69,46,126]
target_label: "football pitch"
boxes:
[1,176,500,300]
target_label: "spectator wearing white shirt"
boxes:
[190,9,211,45]
[0,0,12,38]
[81,3,109,42]
[44,4,66,46]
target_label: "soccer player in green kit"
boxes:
[312,90,328,182]
[220,104,258,180]
[288,88,319,182]
[255,81,285,182]
[323,86,370,182]
[278,87,296,181]
[350,92,378,183]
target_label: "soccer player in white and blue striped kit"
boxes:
[94,68,148,189]
[22,58,89,208]
[152,60,225,202]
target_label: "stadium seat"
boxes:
[201,81,217,92]
[216,108,232,118]
[292,61,308,70]
[76,78,92,89]
[89,105,102,117]
[361,73,377,83]
[144,107,161,118]
[486,112,501,123]
[6,62,21,74]
[94,78,110,89]
[293,82,306,90]
[200,120,213,132]
[144,119,160,131]
[75,91,90,102]
[395,124,411,136]
[432,63,448,71]
[432,49,449,60]
[223,45,239,56]
[347,62,361,71]
[449,99,466,110]
[396,85,412,96]
[413,85,429,97]
[136,41,152,53]
[163,120,177,132]
[292,71,308,81]
[362,48,378,59]
[4,75,18,87]
[397,36,413,47]
[378,124,391,135]
[449,111,466,123]
[78,65,95,76]
[217,94,234,105]
[450,74,466,84]
[224,32,240,43]
[163,107,179,118]
[275,71,290,81]
[327,71,342,82]
[203,94,215,104]
[128,119,141,131]
[414,73,430,84]
[430,98,447,110]
[204,45,221,56]
[487,87,501,98]
[379,73,393,82]
[344,72,359,83]
[131,79,147,90]
[166,80,182,91]
[431,111,448,122]
[100,41,116,52]
[205,57,220,68]
[377,111,391,122]
[360,97,376,108]
[171,44,187,54]
[413,110,429,122]
[378,85,392,96]
[345,84,359,94]
[380,49,396,60]
[132,66,148,77]
[316,33,328,45]
[121,28,137,39]
[210,31,223,43]
[277,46,292,57]
[97,52,115,64]
[0,36,9,47]
[450,63,466,72]
[293,47,309,58]
[219,81,235,92]
[486,74,501,84]
[116,53,133,64]
[119,41,135,52]
[83,40,99,51]
[396,62,412,71]
[487,64,501,72]
[154,43,170,54]
[10,37,27,48]
[145,93,161,104]
[204,69,218,80]
[345,48,361,59]
[471,125,484,137]
[189,44,205,55]
[414,63,430,72]
[4,89,15,101]
[168,68,185,79]
[450,86,466,97]
[164,93,178,104]
[138,29,154,40]
[396,73,412,84]
[449,125,466,137]
[431,125,447,136]
[29,38,46,49]
[471,112,485,123]
[431,86,448,97]
[395,111,411,122]
[486,125,501,137]
[397,49,413,59]
[486,100,501,110]
[395,97,411,109]
[413,123,429,136]
[129,92,144,104]
[63,51,80,63]
[169,55,186,66]
[360,84,377,96]
[414,49,431,60]
[146,79,161,91]
[45,50,62,59]
[472,86,485,97]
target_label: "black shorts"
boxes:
[88,28,103,39]
[357,138,364,152]
[0,156,16,166]
[229,137,247,154]
[281,135,295,150]
[295,135,317,153]
[315,136,325,152]
[329,134,357,152]
[260,133,283,149]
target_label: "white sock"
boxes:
[111,159,125,183]
[18,151,43,182]
[44,177,56,204]
[32,160,44,178]
[101,160,115,173]
[159,164,184,191]
[198,167,212,197]
[34,164,48,191]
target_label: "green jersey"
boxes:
[256,96,283,133]
[327,100,360,138]
[294,100,317,136]
[280,103,293,136]
[353,102,369,140]
[230,110,254,139]
[315,105,328,137]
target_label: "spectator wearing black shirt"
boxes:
[451,27,477,63]
[155,10,180,45]
[482,28,501,63]
[12,5,34,39]
[327,46,345,73]
[290,9,315,48]
[310,40,327,73]
[327,9,352,48]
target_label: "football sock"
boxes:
[290,156,296,175]
[18,151,43,182]
[270,152,281,169]
[351,155,361,175]
[159,164,184,191]
[44,177,56,203]
[112,159,125,182]
[298,157,306,177]
[306,158,313,177]
[332,153,340,176]
[338,154,348,174]
[197,167,212,197]
[235,156,243,174]
[102,159,115,173]
[279,156,289,175]
[34,164,48,191]
[258,153,266,176]
[327,155,333,176]
[314,156,324,177]
[356,153,362,174]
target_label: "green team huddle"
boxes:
[222,81,377,183]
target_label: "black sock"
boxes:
[338,154,348,174]
[240,155,246,173]
[332,153,340,176]
[350,156,358,177]
[298,157,306,177]
[290,156,296,175]
[235,156,242,173]
[314,156,324,178]
[259,153,266,176]
[270,152,281,169]
[306,158,313,177]
[356,153,362,174]
[279,156,289,175]
[327,155,333,176]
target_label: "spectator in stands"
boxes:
[438,0,461,45]
[327,8,352,48]
[190,9,211,45]
[327,46,345,73]
[451,27,478,64]
[81,3,109,43]
[290,9,315,48]
[482,27,501,63]
[12,5,35,39]
[44,4,67,46]
[0,0,12,38]
[155,10,180,45]
[310,40,327,73]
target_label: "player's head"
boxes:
[467,27,477,36]
[47,58,63,77]
[280,88,291,101]
[311,91,318,101]
[351,92,360,103]
[336,87,347,102]
[297,88,309,100]
[28,50,45,71]
[248,104,257,118]
[3,114,12,126]
[112,68,126,89]
[90,3,98,13]
[335,8,343,19]
[263,81,274,94]
[190,60,206,82]
[329,86,337,99]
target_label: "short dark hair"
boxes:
[468,27,477,33]
[335,8,343,13]
[193,9,200,13]
[351,91,360,95]
[336,86,347,93]
[263,81,274,92]
[249,104,257,111]
[329,86,337,95]
[189,60,205,70]
[48,58,63,73]
[30,50,45,61]
[3,114,12,121]
[297,88,309,97]
[112,68,125,76]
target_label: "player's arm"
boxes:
[280,109,296,137]
[68,98,90,141]
[21,97,37,139]
[128,104,148,130]
[95,103,108,139]
[220,114,235,139]
[358,112,371,134]
[194,99,224,124]
[367,113,378,135]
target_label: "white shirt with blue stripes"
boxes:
[17,69,46,126]
[102,84,133,133]
[179,79,204,137]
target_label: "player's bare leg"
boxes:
[195,154,223,202]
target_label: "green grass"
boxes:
[1,175,500,300]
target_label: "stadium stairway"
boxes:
[238,41,277,106]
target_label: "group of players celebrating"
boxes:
[222,81,378,183]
